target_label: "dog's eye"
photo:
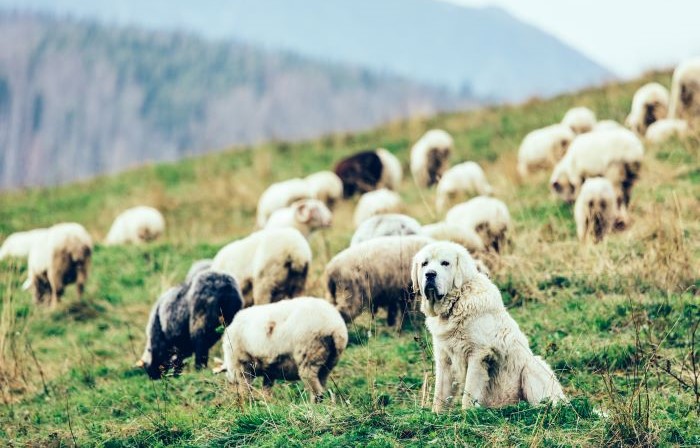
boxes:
[421,261,428,267]
[441,261,450,267]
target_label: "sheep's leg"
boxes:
[193,336,209,370]
[462,355,490,409]
[386,302,398,327]
[76,263,88,299]
[300,366,325,403]
[432,347,454,413]
[47,268,62,308]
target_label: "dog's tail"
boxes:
[521,355,567,405]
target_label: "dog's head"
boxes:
[411,242,479,306]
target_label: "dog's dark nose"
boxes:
[425,270,437,280]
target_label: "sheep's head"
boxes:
[293,199,332,231]
[550,176,576,204]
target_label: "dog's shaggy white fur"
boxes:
[264,199,332,238]
[353,188,402,227]
[105,206,165,245]
[412,242,565,411]
[562,106,597,134]
[436,162,493,211]
[0,228,48,260]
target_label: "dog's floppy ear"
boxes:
[410,253,421,294]
[452,245,475,289]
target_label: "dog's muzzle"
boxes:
[424,271,442,301]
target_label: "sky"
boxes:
[446,0,700,78]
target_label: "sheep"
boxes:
[334,149,399,198]
[211,228,311,307]
[264,199,332,238]
[421,222,485,255]
[0,228,48,260]
[325,235,434,326]
[594,120,624,131]
[222,296,347,402]
[645,118,689,144]
[669,58,700,125]
[562,107,597,134]
[305,171,343,208]
[376,148,403,190]
[350,214,422,246]
[549,128,644,206]
[625,82,669,136]
[574,177,618,243]
[410,129,453,187]
[185,259,213,283]
[436,162,493,211]
[353,188,402,227]
[256,178,312,227]
[105,206,165,245]
[139,270,243,379]
[445,196,511,253]
[24,223,93,307]
[517,124,576,177]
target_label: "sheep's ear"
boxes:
[295,203,312,223]
[410,254,421,294]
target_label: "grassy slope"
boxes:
[1,70,699,447]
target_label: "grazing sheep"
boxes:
[549,128,644,205]
[645,118,689,144]
[517,124,576,177]
[350,214,422,246]
[25,223,92,307]
[376,148,403,190]
[256,178,312,227]
[669,58,700,125]
[574,177,618,243]
[264,199,332,238]
[353,188,402,227]
[333,149,394,198]
[445,197,511,253]
[185,259,213,283]
[105,206,165,245]
[594,120,623,131]
[421,222,485,254]
[625,82,669,136]
[222,297,348,402]
[436,162,493,211]
[211,228,311,307]
[305,171,344,208]
[325,235,434,326]
[139,271,243,379]
[562,107,597,134]
[0,228,48,260]
[410,129,453,187]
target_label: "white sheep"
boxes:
[211,228,311,307]
[264,199,332,238]
[421,222,485,255]
[304,171,344,208]
[625,82,669,136]
[410,129,453,187]
[436,162,493,211]
[645,118,689,144]
[574,177,618,243]
[445,196,511,253]
[105,206,165,245]
[594,120,623,131]
[669,58,700,125]
[0,228,48,260]
[353,188,402,227]
[24,223,93,307]
[376,148,403,190]
[256,178,312,227]
[550,128,644,205]
[350,214,422,246]
[517,124,576,178]
[222,296,348,402]
[562,107,597,134]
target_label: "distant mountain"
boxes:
[0,13,465,189]
[0,0,613,101]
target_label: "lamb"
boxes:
[645,118,689,144]
[625,82,669,136]
[410,129,453,187]
[574,177,619,243]
[139,270,243,379]
[549,128,644,206]
[353,188,402,227]
[376,148,403,190]
[325,235,434,326]
[436,162,493,211]
[222,297,348,402]
[264,199,332,238]
[211,228,311,307]
[24,223,93,307]
[334,148,400,198]
[669,58,700,125]
[304,171,344,208]
[256,178,312,227]
[517,124,576,177]
[445,196,511,253]
[105,206,165,245]
[350,214,422,246]
[185,259,213,283]
[562,107,597,134]
[0,228,48,260]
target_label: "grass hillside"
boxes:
[1,70,699,447]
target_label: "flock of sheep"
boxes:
[1,58,698,410]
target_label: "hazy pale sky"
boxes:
[446,0,700,77]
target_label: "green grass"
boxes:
[1,70,699,446]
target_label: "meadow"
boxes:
[0,70,698,447]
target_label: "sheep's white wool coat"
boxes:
[410,129,453,187]
[105,206,165,245]
[574,177,617,243]
[376,148,403,190]
[517,124,575,177]
[350,214,422,246]
[256,178,313,227]
[645,118,688,144]
[353,188,402,227]
[436,162,493,211]
[305,171,343,207]
[0,228,48,259]
[562,107,596,134]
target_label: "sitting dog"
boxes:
[411,241,566,411]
